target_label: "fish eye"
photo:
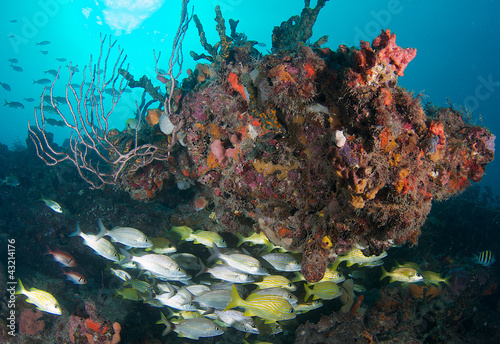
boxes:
[55,305,59,308]
[289,308,294,313]
[168,244,173,248]
[177,267,182,271]
[288,283,293,287]
[416,273,422,277]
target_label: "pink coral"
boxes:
[19,309,45,336]
[372,29,417,76]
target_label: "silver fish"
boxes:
[261,253,302,272]
[110,268,131,282]
[69,223,119,261]
[40,195,62,213]
[193,289,232,310]
[163,317,224,340]
[1,175,20,187]
[209,245,268,275]
[98,218,152,248]
[249,287,299,305]
[120,249,189,281]
[214,309,259,334]
[204,264,255,283]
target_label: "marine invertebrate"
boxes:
[19,309,45,336]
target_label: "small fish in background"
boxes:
[52,96,67,104]
[0,82,11,91]
[44,118,66,127]
[126,118,140,130]
[40,194,63,213]
[36,40,51,45]
[1,175,20,187]
[40,50,49,55]
[55,57,67,62]
[4,100,24,109]
[65,65,79,73]
[44,245,76,267]
[475,250,496,266]
[44,69,59,78]
[24,97,34,102]
[33,78,52,85]
[35,105,59,115]
[7,58,18,63]
[9,19,18,23]
[15,279,62,315]
[10,64,22,72]
[61,269,87,285]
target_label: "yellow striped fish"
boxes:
[15,279,62,315]
[331,248,387,270]
[171,226,227,248]
[252,275,296,291]
[304,281,343,301]
[475,250,496,266]
[225,285,296,323]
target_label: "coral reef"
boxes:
[54,2,494,283]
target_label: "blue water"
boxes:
[1,0,499,190]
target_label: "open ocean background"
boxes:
[1,0,499,191]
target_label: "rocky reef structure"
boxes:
[31,1,495,283]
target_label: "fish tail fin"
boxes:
[96,218,107,239]
[380,266,389,281]
[331,258,342,271]
[119,248,132,265]
[160,312,173,336]
[3,99,6,106]
[32,80,36,84]
[15,279,26,295]
[207,243,220,263]
[68,223,81,237]
[291,272,305,283]
[264,241,276,253]
[194,258,207,278]
[43,245,52,255]
[225,285,242,311]
[172,226,193,241]
[304,284,313,302]
[443,275,451,285]
[235,233,245,247]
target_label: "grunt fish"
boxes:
[421,270,451,286]
[236,231,276,252]
[146,237,177,254]
[331,248,387,270]
[4,99,24,109]
[120,249,189,281]
[162,314,224,340]
[15,279,61,315]
[172,226,227,248]
[69,223,119,261]
[261,252,301,272]
[380,265,423,284]
[209,245,268,275]
[1,175,20,187]
[304,281,343,301]
[214,309,260,334]
[252,275,296,291]
[97,218,152,248]
[225,285,296,323]
[40,195,62,213]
